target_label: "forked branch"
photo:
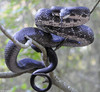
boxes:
[0,25,77,92]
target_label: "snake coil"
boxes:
[30,6,94,92]
[29,6,93,92]
[5,3,98,92]
[30,47,58,92]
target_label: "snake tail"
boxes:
[30,47,58,92]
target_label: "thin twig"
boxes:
[0,68,39,78]
[0,72,23,78]
[90,0,100,14]
[0,24,32,49]
[26,36,48,64]
[0,25,47,78]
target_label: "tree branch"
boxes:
[0,24,47,78]
[39,43,78,92]
[0,72,23,78]
[0,24,32,49]
[50,72,78,92]
[0,24,78,92]
[26,36,48,64]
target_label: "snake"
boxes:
[35,6,94,46]
[5,6,94,92]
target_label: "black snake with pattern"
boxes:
[35,6,94,46]
[5,6,95,92]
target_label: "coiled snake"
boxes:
[5,5,95,92]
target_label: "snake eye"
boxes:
[82,14,87,17]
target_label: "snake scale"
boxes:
[5,5,95,92]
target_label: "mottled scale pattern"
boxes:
[35,6,94,47]
[35,7,90,28]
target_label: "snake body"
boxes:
[35,6,90,28]
[5,27,60,73]
[5,27,59,92]
[35,6,93,47]
[5,6,94,92]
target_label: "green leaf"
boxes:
[21,83,27,90]
[11,86,18,92]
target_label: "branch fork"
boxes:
[0,24,78,92]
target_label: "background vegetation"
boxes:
[0,0,100,92]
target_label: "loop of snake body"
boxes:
[5,6,94,92]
